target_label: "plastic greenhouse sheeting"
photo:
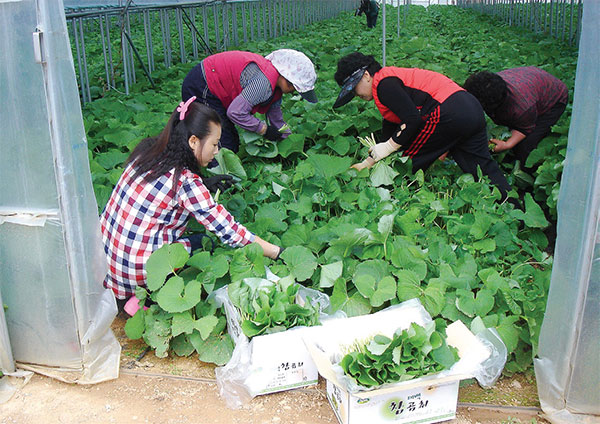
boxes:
[0,0,120,383]
[534,2,600,423]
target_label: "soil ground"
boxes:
[0,313,549,424]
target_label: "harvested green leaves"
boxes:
[228,278,321,338]
[340,322,459,388]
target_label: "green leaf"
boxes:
[370,276,397,307]
[211,148,247,179]
[156,276,203,313]
[319,261,343,288]
[171,334,195,357]
[455,289,476,318]
[354,274,377,299]
[331,279,371,317]
[327,136,351,155]
[190,332,234,366]
[279,133,305,158]
[229,243,265,282]
[254,203,288,233]
[145,244,189,291]
[370,162,399,187]
[512,193,549,229]
[124,309,145,340]
[187,251,229,279]
[307,154,352,180]
[281,246,318,281]
[171,311,195,337]
[474,289,495,317]
[473,238,496,253]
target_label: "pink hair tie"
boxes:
[177,96,196,121]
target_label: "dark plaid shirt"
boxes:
[491,66,568,134]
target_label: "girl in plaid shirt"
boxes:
[100,99,282,299]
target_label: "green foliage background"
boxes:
[84,5,578,373]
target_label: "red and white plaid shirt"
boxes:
[100,163,255,299]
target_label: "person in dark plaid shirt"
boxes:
[100,100,282,300]
[464,67,568,168]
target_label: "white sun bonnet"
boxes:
[265,49,318,103]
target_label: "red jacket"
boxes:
[372,67,463,123]
[203,51,282,114]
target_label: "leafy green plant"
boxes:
[340,321,459,388]
[124,244,234,365]
[228,277,321,338]
[86,5,578,375]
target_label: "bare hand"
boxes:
[489,138,509,153]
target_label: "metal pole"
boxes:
[78,17,92,101]
[569,0,574,44]
[191,8,199,60]
[143,10,154,73]
[71,18,87,102]
[242,2,248,43]
[105,13,115,88]
[176,8,186,63]
[397,0,400,37]
[122,30,156,89]
[263,0,267,39]
[382,0,386,67]
[99,14,111,90]
[202,5,209,51]
[214,3,221,51]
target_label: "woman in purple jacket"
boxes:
[464,67,568,168]
[181,49,317,157]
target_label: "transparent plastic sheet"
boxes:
[212,270,336,409]
[533,2,600,422]
[473,328,506,388]
[306,299,506,394]
[0,0,119,383]
[0,288,15,375]
[0,370,33,405]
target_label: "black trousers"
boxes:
[512,102,567,166]
[405,91,512,197]
[366,12,378,28]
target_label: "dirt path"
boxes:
[1,372,547,424]
[0,313,549,424]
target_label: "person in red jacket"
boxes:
[181,49,317,157]
[463,67,568,168]
[333,52,513,200]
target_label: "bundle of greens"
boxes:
[228,277,321,338]
[340,321,459,388]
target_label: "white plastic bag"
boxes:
[212,270,338,409]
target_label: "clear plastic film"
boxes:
[0,0,119,383]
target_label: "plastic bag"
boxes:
[212,268,339,409]
[473,328,507,388]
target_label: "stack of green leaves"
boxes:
[340,321,459,388]
[228,277,321,338]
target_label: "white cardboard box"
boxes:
[239,327,319,395]
[304,304,492,424]
[218,291,319,399]
[325,373,460,424]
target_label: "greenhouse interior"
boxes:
[0,0,597,423]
